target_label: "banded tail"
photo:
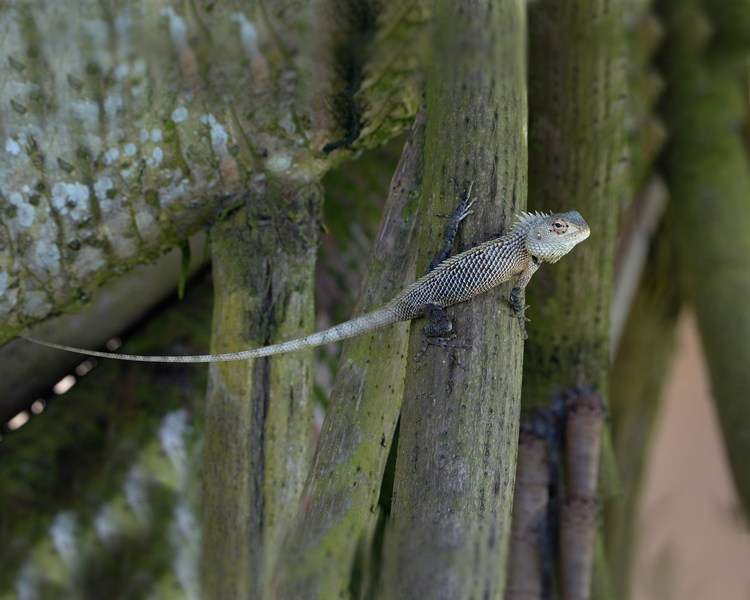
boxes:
[21,305,400,363]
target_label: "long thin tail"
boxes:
[20,306,399,363]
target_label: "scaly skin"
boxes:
[22,210,590,362]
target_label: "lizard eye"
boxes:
[551,220,568,234]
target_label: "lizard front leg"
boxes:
[508,257,541,339]
[427,181,476,272]
[416,184,477,358]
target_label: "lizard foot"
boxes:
[415,303,470,360]
[438,180,476,221]
[422,303,453,336]
[507,287,530,340]
[414,333,458,361]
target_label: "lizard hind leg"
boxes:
[415,303,468,361]
[422,303,454,338]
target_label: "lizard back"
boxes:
[389,231,530,319]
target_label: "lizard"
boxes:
[21,200,590,363]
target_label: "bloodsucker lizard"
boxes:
[21,197,590,363]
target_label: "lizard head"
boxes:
[522,210,591,263]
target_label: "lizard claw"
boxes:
[457,197,476,222]
[506,288,530,339]
[414,333,457,360]
[516,314,529,340]
[435,195,476,222]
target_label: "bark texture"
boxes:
[272,108,425,600]
[380,1,528,597]
[524,0,628,404]
[201,185,321,599]
[0,0,424,338]
[520,0,630,597]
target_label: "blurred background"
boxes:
[632,313,750,600]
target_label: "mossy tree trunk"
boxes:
[1,0,424,339]
[379,1,528,597]
[517,0,630,597]
[202,184,322,598]
[605,226,681,596]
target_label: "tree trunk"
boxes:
[379,1,528,597]
[202,185,321,598]
[1,0,424,339]
[516,0,630,597]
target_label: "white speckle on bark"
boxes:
[139,128,149,143]
[279,112,296,135]
[171,503,201,599]
[32,238,61,270]
[266,153,293,172]
[135,209,157,239]
[103,147,120,164]
[200,113,232,158]
[104,92,123,119]
[5,137,21,155]
[72,99,100,128]
[94,505,118,544]
[152,146,163,164]
[5,79,35,99]
[133,58,147,75]
[0,271,8,296]
[51,182,90,221]
[23,291,50,318]
[209,123,228,150]
[113,63,130,81]
[9,192,35,227]
[160,178,189,205]
[162,7,188,49]
[82,18,109,48]
[94,176,114,200]
[50,512,78,570]
[151,129,163,143]
[124,142,137,156]
[231,13,259,57]
[171,106,188,123]
[120,166,135,180]
[14,561,39,600]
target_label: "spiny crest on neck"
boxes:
[514,210,550,230]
